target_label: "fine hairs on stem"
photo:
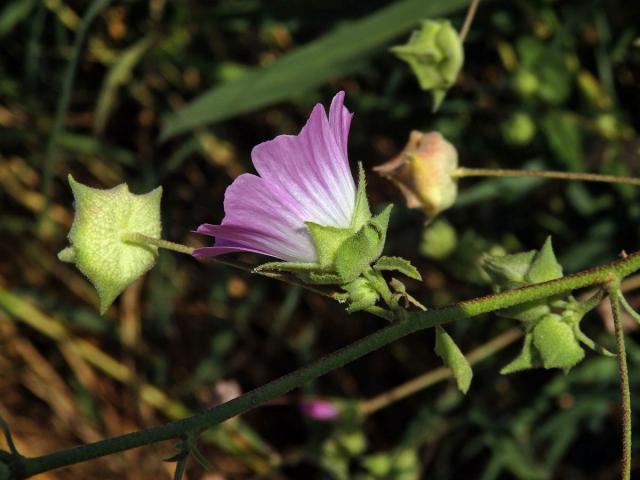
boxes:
[453,167,640,186]
[9,249,640,477]
[607,282,633,480]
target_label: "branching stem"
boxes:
[9,249,640,478]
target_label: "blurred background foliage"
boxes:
[1,0,640,478]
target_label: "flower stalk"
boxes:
[7,249,640,478]
[453,167,640,187]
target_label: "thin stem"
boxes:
[122,232,195,255]
[12,249,640,478]
[40,0,113,216]
[608,283,632,480]
[618,290,640,326]
[360,328,522,416]
[123,232,344,301]
[453,167,640,187]
[459,0,481,42]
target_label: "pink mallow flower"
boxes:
[193,92,357,263]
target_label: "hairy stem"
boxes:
[608,283,633,480]
[10,250,640,477]
[123,232,344,301]
[453,167,640,186]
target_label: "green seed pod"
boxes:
[58,176,163,314]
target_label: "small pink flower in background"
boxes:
[193,92,356,263]
[300,399,340,421]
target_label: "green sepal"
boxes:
[481,250,536,289]
[59,175,162,314]
[482,237,567,323]
[374,256,422,281]
[333,204,393,284]
[525,236,563,283]
[500,332,542,374]
[304,222,354,269]
[434,326,473,393]
[532,314,585,372]
[351,162,373,231]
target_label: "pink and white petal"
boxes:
[195,223,315,262]
[196,174,317,262]
[251,93,356,228]
[328,91,353,161]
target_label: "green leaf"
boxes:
[160,0,468,139]
[374,256,422,281]
[434,326,472,393]
[94,35,155,135]
[306,222,354,268]
[0,0,36,37]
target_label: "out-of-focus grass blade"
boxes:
[160,0,468,140]
[94,35,155,135]
[0,0,36,36]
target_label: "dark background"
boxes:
[1,0,640,478]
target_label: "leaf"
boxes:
[94,35,155,135]
[160,0,468,139]
[374,256,422,281]
[0,0,36,37]
[481,250,536,288]
[434,326,472,393]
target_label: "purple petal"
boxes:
[251,92,356,228]
[194,92,356,263]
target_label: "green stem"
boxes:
[11,250,640,478]
[607,283,633,480]
[453,167,640,186]
[122,232,344,301]
[121,232,195,255]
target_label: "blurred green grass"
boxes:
[1,0,639,478]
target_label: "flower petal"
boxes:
[195,174,317,262]
[251,91,356,228]
[194,92,358,264]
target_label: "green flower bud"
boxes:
[59,176,162,314]
[342,277,380,313]
[392,19,464,111]
[420,219,458,259]
[374,131,458,220]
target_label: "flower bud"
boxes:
[374,131,458,220]
[59,175,162,314]
[391,19,464,111]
